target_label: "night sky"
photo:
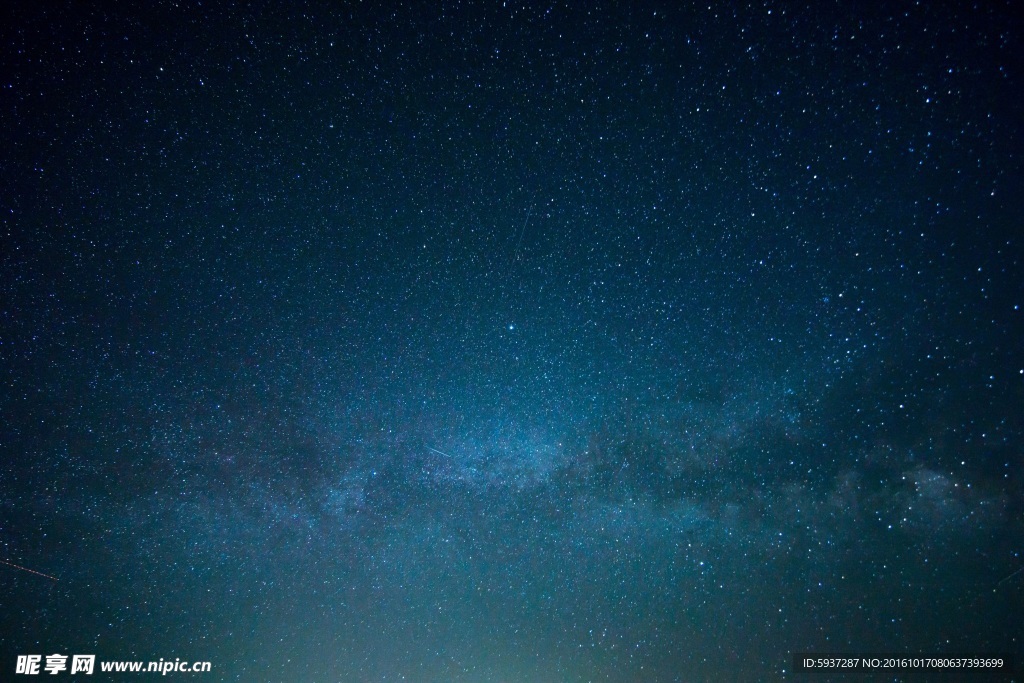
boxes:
[2,1,1023,681]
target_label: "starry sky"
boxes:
[1,1,1022,680]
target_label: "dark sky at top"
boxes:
[1,1,1022,680]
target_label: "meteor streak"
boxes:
[426,446,453,458]
[997,565,1024,586]
[0,558,58,581]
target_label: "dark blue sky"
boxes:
[2,1,1022,680]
